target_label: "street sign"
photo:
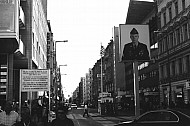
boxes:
[20,69,50,92]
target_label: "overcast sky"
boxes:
[47,0,153,98]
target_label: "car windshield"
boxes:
[137,110,178,122]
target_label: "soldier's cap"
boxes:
[130,28,138,34]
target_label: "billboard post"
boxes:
[19,69,50,117]
[133,61,140,117]
[119,24,150,117]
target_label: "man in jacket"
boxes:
[51,105,74,126]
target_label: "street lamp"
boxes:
[54,40,68,108]
[59,64,67,103]
[55,40,68,64]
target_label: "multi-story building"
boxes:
[0,0,49,106]
[85,68,92,104]
[156,0,190,107]
[112,26,126,102]
[47,20,57,105]
[91,59,101,108]
[78,77,84,104]
[104,41,114,95]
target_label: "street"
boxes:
[66,107,133,126]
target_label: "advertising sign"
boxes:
[20,69,50,92]
[119,24,150,62]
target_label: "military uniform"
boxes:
[122,42,150,61]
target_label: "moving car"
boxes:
[70,103,77,109]
[114,109,190,126]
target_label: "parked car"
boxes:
[114,109,190,126]
[70,103,77,109]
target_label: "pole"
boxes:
[133,61,140,117]
[54,40,68,108]
[19,70,22,116]
[55,41,57,109]
[101,51,103,93]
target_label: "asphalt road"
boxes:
[68,107,103,126]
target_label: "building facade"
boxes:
[0,0,49,106]
[156,0,190,107]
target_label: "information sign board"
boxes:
[20,69,50,92]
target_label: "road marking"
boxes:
[68,114,87,120]
[96,120,116,126]
[67,114,74,119]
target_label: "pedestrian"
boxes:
[0,101,21,126]
[14,106,37,126]
[122,28,150,61]
[83,103,89,117]
[50,105,74,126]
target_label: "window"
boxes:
[169,33,174,48]
[137,111,178,122]
[174,1,178,16]
[164,37,167,51]
[185,55,190,73]
[182,0,185,11]
[183,23,188,41]
[171,61,176,76]
[160,65,164,79]
[169,7,172,21]
[0,54,7,91]
[163,12,166,25]
[176,28,180,45]
[178,58,183,74]
[180,27,183,43]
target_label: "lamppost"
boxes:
[54,40,68,108]
[58,64,67,104]
[55,40,68,64]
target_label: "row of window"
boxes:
[159,22,189,53]
[159,0,186,27]
[160,55,190,79]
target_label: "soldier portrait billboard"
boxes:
[119,24,150,62]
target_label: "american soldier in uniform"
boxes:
[122,28,150,61]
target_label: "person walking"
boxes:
[14,106,37,126]
[50,105,74,126]
[83,103,89,117]
[0,101,21,126]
